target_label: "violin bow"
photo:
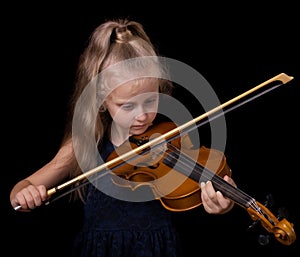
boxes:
[43,73,294,197]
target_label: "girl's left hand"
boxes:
[200,175,236,214]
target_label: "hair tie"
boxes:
[115,26,132,43]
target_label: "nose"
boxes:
[134,104,149,121]
[135,111,148,121]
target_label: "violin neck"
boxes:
[163,146,255,209]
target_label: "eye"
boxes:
[121,103,135,111]
[144,97,157,106]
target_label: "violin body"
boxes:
[106,121,232,211]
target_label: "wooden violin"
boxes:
[106,120,296,246]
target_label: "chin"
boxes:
[130,127,148,136]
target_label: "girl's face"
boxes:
[105,79,159,142]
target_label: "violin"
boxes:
[106,120,296,246]
[15,73,296,245]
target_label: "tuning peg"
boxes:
[277,206,290,220]
[247,193,274,231]
[264,193,274,207]
[258,234,270,246]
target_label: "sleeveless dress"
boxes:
[71,136,183,257]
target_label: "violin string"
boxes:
[164,143,261,211]
[167,147,261,213]
[159,83,284,212]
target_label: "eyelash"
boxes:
[122,104,134,111]
[145,98,157,105]
[121,98,157,111]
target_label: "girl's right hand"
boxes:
[11,184,48,211]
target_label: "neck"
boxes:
[109,123,130,146]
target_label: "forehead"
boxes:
[109,79,159,100]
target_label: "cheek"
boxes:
[110,109,135,126]
[116,115,134,127]
[147,112,157,122]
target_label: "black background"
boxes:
[2,2,299,256]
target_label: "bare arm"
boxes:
[10,140,75,211]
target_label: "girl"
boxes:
[10,18,235,257]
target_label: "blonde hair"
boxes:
[61,19,173,201]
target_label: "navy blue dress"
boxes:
[71,136,183,257]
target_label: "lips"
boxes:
[131,124,147,129]
[130,124,149,133]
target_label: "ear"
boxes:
[99,103,107,112]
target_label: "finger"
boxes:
[203,181,219,203]
[14,193,29,210]
[216,191,230,208]
[223,175,236,187]
[27,185,45,208]
[36,185,48,202]
[201,181,219,210]
[17,185,42,209]
[15,187,35,209]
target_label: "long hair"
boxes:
[61,19,173,201]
